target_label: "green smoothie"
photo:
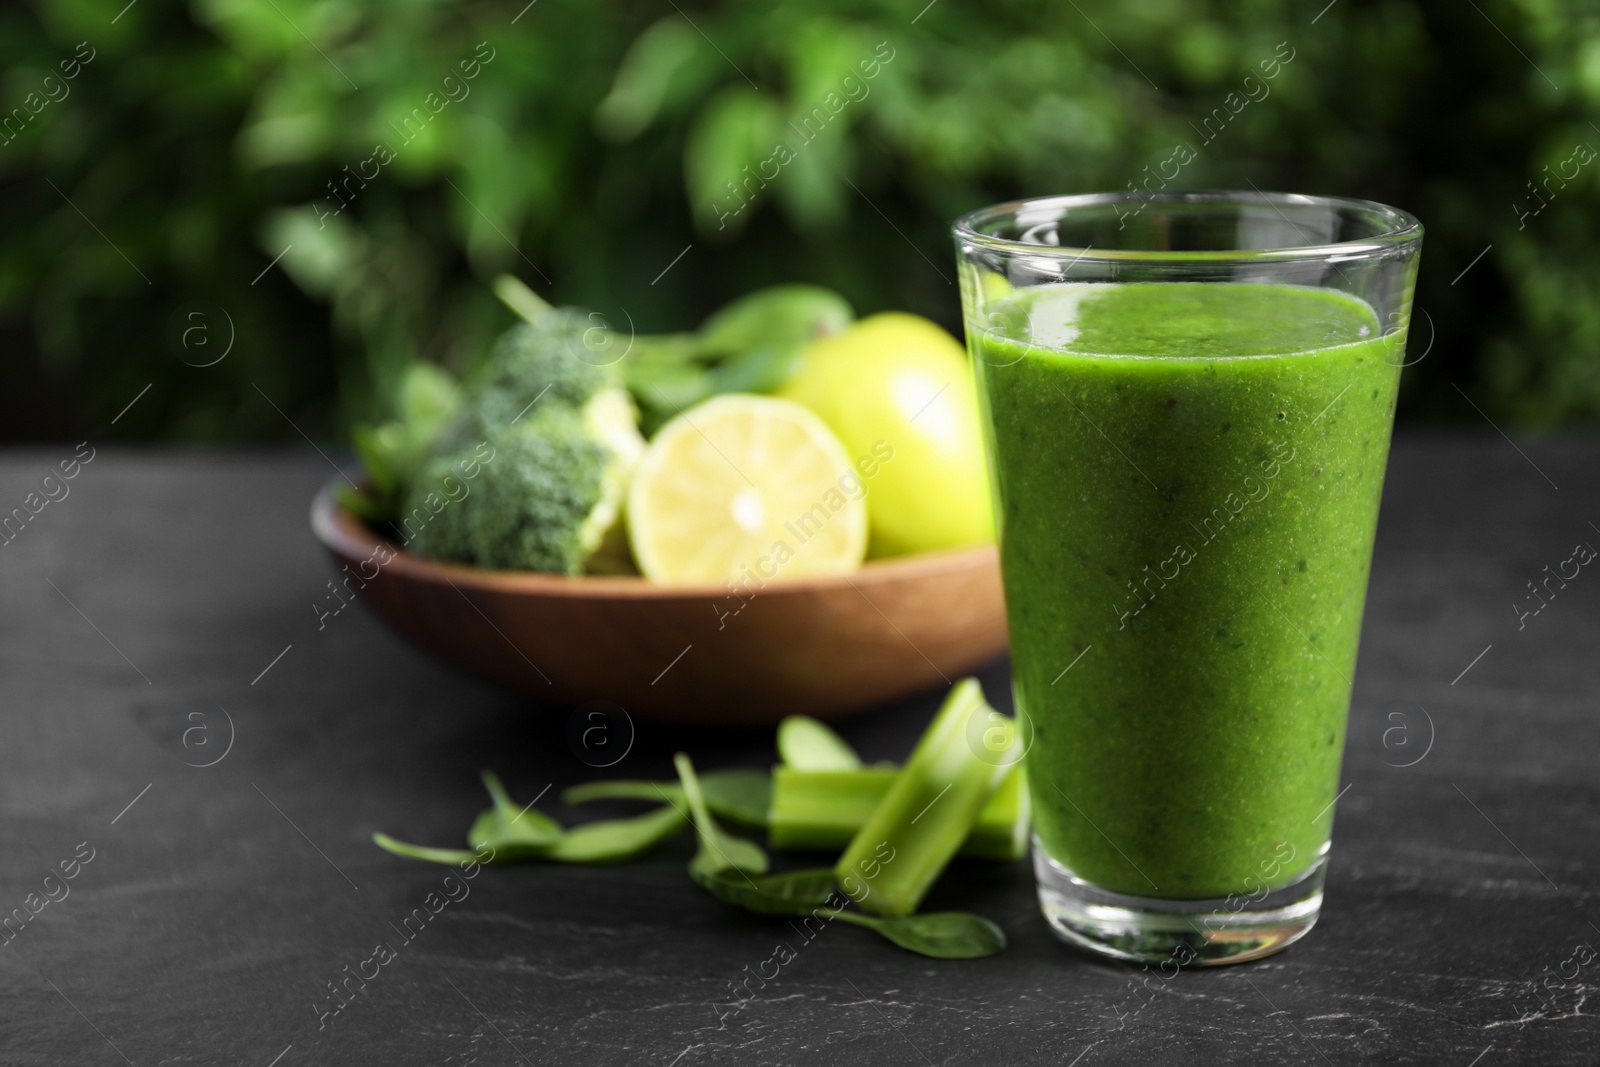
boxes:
[972,282,1401,899]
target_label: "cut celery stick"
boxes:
[834,678,1017,916]
[966,763,1030,862]
[776,715,862,770]
[768,766,1029,860]
[769,768,890,851]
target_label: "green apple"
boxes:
[778,312,994,556]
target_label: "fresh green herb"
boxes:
[559,779,673,806]
[687,768,771,827]
[704,343,803,397]
[541,805,687,864]
[674,753,768,880]
[697,867,839,915]
[376,771,686,867]
[468,771,563,850]
[372,834,489,866]
[829,909,1007,959]
[623,284,853,435]
[692,284,853,357]
[339,360,463,522]
[835,678,1018,917]
[561,768,771,830]
[695,866,1006,960]
[776,715,863,771]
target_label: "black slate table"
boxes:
[1,436,1597,1066]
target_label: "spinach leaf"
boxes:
[674,753,768,879]
[697,867,840,916]
[687,769,773,828]
[377,771,685,867]
[560,779,667,806]
[543,805,686,864]
[776,715,862,771]
[372,834,494,866]
[691,862,1008,960]
[468,771,563,849]
[832,910,1007,959]
[562,769,771,829]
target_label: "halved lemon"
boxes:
[627,395,869,585]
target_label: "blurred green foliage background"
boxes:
[2,0,1598,441]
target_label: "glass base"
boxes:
[1034,846,1326,966]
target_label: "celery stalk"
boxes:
[834,678,1017,917]
[967,763,1030,862]
[768,765,1029,860]
[770,769,890,851]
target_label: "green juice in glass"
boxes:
[974,282,1401,899]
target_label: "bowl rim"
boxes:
[309,478,999,600]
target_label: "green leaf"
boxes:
[675,753,768,879]
[560,779,673,806]
[333,482,388,522]
[683,87,784,236]
[782,17,876,117]
[633,363,717,411]
[351,422,401,496]
[395,361,461,430]
[542,805,687,864]
[562,769,771,829]
[260,206,361,298]
[467,771,563,849]
[693,284,853,355]
[593,17,702,142]
[777,715,862,770]
[833,910,1007,959]
[379,774,683,866]
[689,855,1007,960]
[372,833,492,866]
[697,769,775,828]
[707,344,805,395]
[345,359,462,522]
[696,866,840,916]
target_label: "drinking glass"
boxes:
[952,191,1422,965]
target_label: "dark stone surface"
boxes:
[0,436,1596,1065]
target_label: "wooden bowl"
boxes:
[309,482,1007,725]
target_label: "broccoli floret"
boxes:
[475,312,617,420]
[399,308,646,575]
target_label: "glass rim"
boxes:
[953,190,1424,264]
